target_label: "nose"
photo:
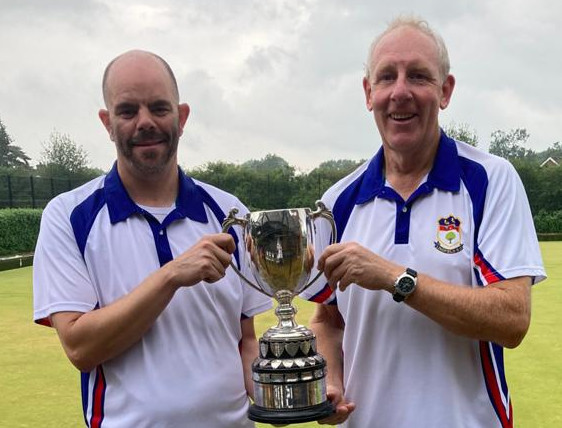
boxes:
[390,74,413,103]
[136,106,156,132]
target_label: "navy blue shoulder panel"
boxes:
[70,189,108,258]
[332,174,365,243]
[458,156,489,251]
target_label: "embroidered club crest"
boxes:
[435,215,464,254]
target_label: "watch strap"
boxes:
[406,267,417,278]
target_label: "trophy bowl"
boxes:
[222,201,336,424]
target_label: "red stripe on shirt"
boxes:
[474,252,502,284]
[310,283,334,303]
[90,366,106,428]
[480,341,512,428]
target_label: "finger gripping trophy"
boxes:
[222,201,336,424]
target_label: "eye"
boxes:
[152,107,171,116]
[408,71,436,84]
[115,104,138,119]
[118,109,136,119]
[374,72,395,85]
[150,102,172,116]
[410,72,427,81]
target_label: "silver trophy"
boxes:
[222,201,336,424]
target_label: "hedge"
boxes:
[0,209,42,256]
[533,210,562,234]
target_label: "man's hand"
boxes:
[318,242,399,292]
[317,384,356,425]
[165,233,236,288]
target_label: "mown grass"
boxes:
[0,242,560,427]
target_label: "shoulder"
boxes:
[454,142,527,211]
[456,141,517,177]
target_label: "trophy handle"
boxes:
[221,207,270,296]
[301,200,337,292]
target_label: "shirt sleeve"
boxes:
[33,197,98,326]
[474,159,546,285]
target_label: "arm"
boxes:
[319,242,532,348]
[408,274,531,348]
[239,316,259,399]
[51,233,236,372]
[309,304,355,425]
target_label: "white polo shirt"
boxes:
[33,164,272,428]
[302,132,546,428]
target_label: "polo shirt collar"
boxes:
[104,162,208,224]
[356,130,461,204]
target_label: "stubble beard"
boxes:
[117,128,179,176]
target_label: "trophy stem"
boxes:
[274,290,298,330]
[251,289,335,423]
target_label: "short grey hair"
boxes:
[365,16,450,82]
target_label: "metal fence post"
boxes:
[7,175,13,208]
[30,176,36,208]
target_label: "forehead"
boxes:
[105,55,176,106]
[371,26,440,72]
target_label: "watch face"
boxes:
[399,277,415,293]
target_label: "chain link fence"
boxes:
[0,175,90,209]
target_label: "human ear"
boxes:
[177,103,190,136]
[440,74,455,109]
[362,77,374,111]
[98,109,115,141]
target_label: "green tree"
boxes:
[0,118,31,168]
[489,128,533,160]
[443,122,479,147]
[242,153,294,174]
[37,130,90,176]
[540,141,562,161]
[188,158,294,210]
[188,161,241,195]
[313,159,364,174]
[445,231,456,243]
[240,154,296,209]
[512,139,562,215]
[289,159,364,208]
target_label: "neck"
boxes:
[384,135,440,200]
[118,162,179,207]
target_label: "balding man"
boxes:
[33,50,271,428]
[303,18,546,427]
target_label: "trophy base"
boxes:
[248,400,335,424]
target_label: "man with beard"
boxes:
[33,50,272,428]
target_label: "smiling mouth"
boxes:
[133,140,163,147]
[390,113,416,121]
[130,134,168,147]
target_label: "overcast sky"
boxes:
[1,0,561,173]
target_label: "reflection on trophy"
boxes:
[222,201,336,424]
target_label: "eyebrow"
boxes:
[114,102,137,113]
[113,99,173,112]
[374,61,436,77]
[149,100,173,109]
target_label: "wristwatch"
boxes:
[393,268,418,302]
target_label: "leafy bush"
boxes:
[533,210,562,234]
[0,209,42,255]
